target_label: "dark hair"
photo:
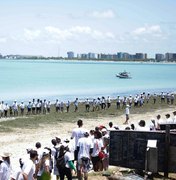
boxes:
[94,131,102,139]
[125,127,131,130]
[166,114,170,118]
[19,158,24,169]
[35,142,41,148]
[139,120,146,127]
[109,122,113,127]
[51,139,57,146]
[95,126,99,131]
[30,150,38,159]
[55,137,61,144]
[90,130,94,135]
[131,124,135,130]
[157,114,161,119]
[77,119,83,127]
[59,145,66,157]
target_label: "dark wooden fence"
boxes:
[109,129,176,173]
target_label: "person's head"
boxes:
[84,132,89,137]
[165,114,170,118]
[90,129,94,135]
[131,124,135,130]
[95,126,100,132]
[77,119,83,127]
[94,131,102,139]
[1,152,12,164]
[35,142,41,149]
[156,114,161,119]
[109,122,113,128]
[51,139,57,146]
[26,148,33,154]
[139,120,146,127]
[125,126,131,130]
[30,150,38,161]
[44,147,51,155]
[55,137,61,144]
[101,128,107,136]
[42,148,51,160]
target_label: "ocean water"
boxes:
[0,59,176,103]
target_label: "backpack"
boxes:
[56,152,66,169]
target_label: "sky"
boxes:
[0,0,176,58]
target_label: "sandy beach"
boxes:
[0,106,175,179]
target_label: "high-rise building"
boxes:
[88,52,96,59]
[165,53,173,61]
[135,53,146,59]
[155,54,165,61]
[117,52,124,59]
[67,51,74,59]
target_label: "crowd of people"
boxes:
[0,119,110,180]
[1,108,176,180]
[0,92,175,119]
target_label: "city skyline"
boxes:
[0,0,176,58]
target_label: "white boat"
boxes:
[116,71,132,79]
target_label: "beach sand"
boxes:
[0,107,175,179]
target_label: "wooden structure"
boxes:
[109,128,176,175]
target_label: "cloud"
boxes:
[89,9,115,18]
[132,25,162,36]
[44,26,115,41]
[45,26,73,40]
[24,29,41,41]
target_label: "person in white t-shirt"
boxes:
[77,132,93,180]
[19,102,25,116]
[71,119,87,161]
[157,114,165,126]
[37,149,51,179]
[74,98,79,112]
[51,139,60,180]
[101,128,109,171]
[123,104,130,124]
[173,111,176,123]
[0,152,12,180]
[22,150,38,180]
[91,131,104,172]
[12,100,18,116]
[4,103,9,118]
[85,99,90,112]
[66,101,70,113]
[35,142,43,178]
[165,114,173,124]
[107,96,111,109]
[136,120,150,131]
[0,101,5,118]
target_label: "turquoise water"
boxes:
[0,59,176,103]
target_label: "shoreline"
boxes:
[1,89,176,106]
[1,58,176,64]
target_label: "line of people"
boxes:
[0,92,175,119]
